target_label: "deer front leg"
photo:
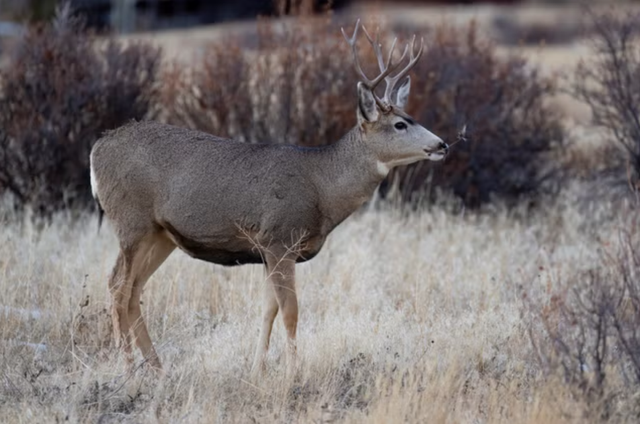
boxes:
[251,272,279,378]
[264,249,298,376]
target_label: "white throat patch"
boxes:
[89,152,99,199]
[376,161,390,177]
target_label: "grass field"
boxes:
[0,192,634,423]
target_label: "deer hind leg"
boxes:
[251,271,279,377]
[109,250,134,364]
[127,232,175,370]
[264,248,298,374]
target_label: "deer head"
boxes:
[342,20,448,169]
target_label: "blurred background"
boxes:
[1,1,565,32]
[0,0,639,216]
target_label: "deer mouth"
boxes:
[424,147,448,161]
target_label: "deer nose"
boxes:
[439,141,449,154]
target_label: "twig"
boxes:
[448,124,468,148]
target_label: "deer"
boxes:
[89,19,449,376]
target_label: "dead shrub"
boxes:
[0,5,161,216]
[525,212,640,420]
[574,9,640,189]
[161,15,564,208]
[160,13,357,148]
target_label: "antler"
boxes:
[364,31,424,105]
[341,19,409,111]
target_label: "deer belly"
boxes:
[295,236,325,263]
[185,247,263,266]
[295,250,319,263]
[175,236,263,266]
[175,236,264,266]
[161,221,263,266]
[161,221,325,266]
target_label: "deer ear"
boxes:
[357,82,379,124]
[395,76,411,110]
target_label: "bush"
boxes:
[160,13,357,148]
[388,21,565,207]
[524,212,640,419]
[0,5,161,215]
[573,10,640,189]
[161,16,564,208]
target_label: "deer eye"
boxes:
[394,122,408,131]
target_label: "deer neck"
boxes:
[308,126,387,231]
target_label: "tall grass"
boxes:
[0,192,636,422]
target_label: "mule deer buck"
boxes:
[90,19,448,374]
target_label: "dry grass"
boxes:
[0,193,635,423]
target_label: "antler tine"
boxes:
[361,25,385,75]
[386,38,399,71]
[383,35,425,104]
[342,19,375,87]
[361,25,400,80]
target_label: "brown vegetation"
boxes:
[524,207,640,421]
[388,20,564,206]
[0,5,161,216]
[159,14,357,148]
